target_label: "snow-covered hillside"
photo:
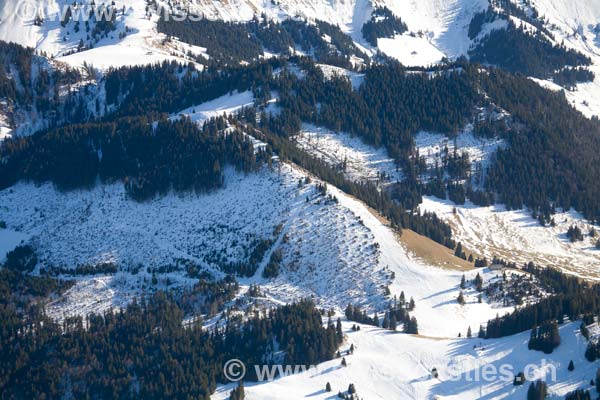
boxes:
[213,321,593,400]
[0,0,186,69]
[294,122,600,282]
[529,0,600,118]
[421,198,600,281]
[0,157,517,338]
[0,163,383,316]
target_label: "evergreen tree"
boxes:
[408,297,415,311]
[457,291,466,306]
[404,317,419,334]
[389,314,397,331]
[568,360,574,371]
[230,382,245,400]
[474,273,483,292]
[348,383,356,395]
[526,380,547,400]
[478,325,485,338]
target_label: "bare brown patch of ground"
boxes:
[398,229,475,271]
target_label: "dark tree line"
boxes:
[553,67,595,88]
[157,14,367,68]
[469,7,591,80]
[480,67,600,222]
[0,116,268,201]
[0,257,342,399]
[528,320,561,353]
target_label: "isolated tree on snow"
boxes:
[474,273,483,291]
[341,357,347,367]
[460,274,466,289]
[325,382,332,392]
[348,383,356,394]
[457,291,466,306]
[568,360,574,371]
[467,326,472,338]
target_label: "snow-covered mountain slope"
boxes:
[0,158,515,338]
[382,0,487,58]
[529,0,600,118]
[213,321,592,400]
[0,0,186,69]
[0,164,385,316]
[0,0,487,69]
[421,198,600,281]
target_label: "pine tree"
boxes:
[460,274,466,289]
[457,291,466,306]
[526,380,547,400]
[382,312,390,329]
[527,382,536,400]
[348,383,356,394]
[568,360,574,371]
[478,325,485,338]
[467,326,472,338]
[326,382,332,392]
[408,297,415,311]
[404,316,419,334]
[336,318,343,340]
[389,314,397,331]
[474,273,483,291]
[454,242,464,258]
[230,381,245,400]
[341,357,347,367]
